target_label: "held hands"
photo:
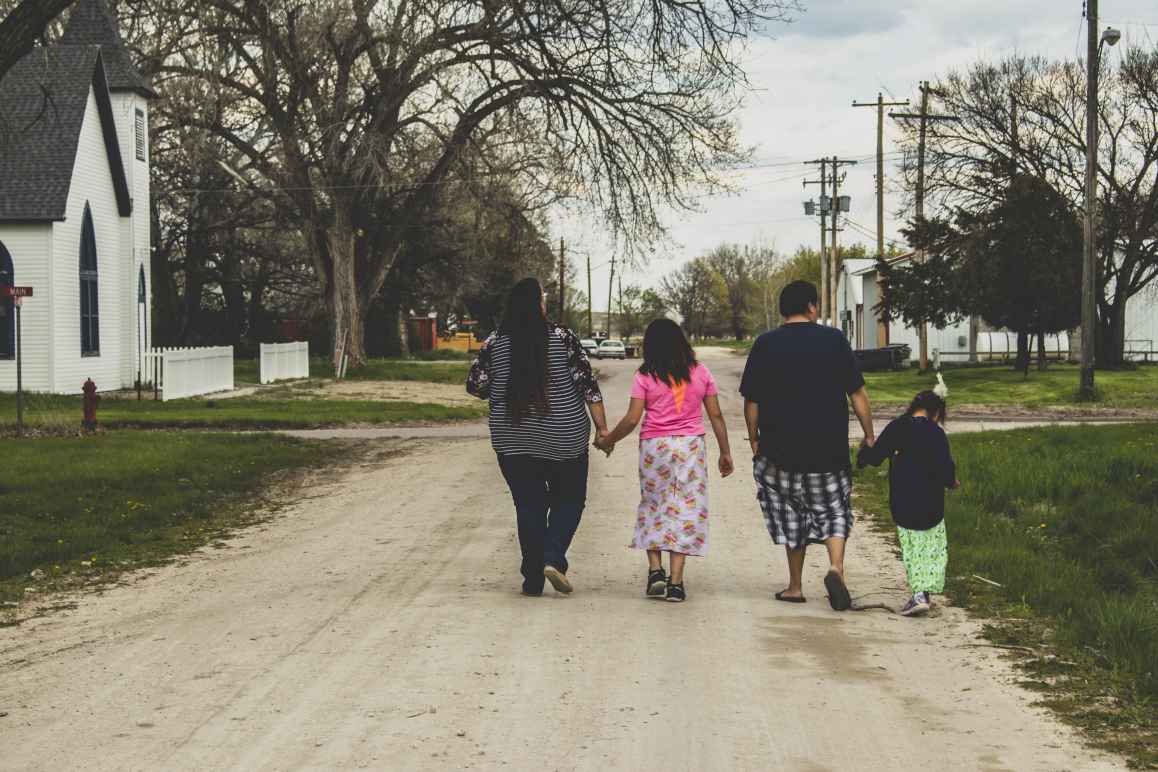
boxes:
[593,430,615,457]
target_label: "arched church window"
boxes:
[80,204,100,356]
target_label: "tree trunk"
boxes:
[1095,296,1129,369]
[220,238,246,348]
[1015,330,1030,377]
[180,199,210,345]
[1036,331,1048,371]
[968,316,978,363]
[397,306,411,358]
[328,206,366,373]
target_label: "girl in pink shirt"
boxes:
[597,319,734,602]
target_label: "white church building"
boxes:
[0,0,154,394]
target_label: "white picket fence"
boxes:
[259,341,310,384]
[144,346,235,402]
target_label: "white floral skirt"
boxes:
[632,435,709,556]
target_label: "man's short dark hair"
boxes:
[779,280,819,318]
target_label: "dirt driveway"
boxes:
[0,352,1124,770]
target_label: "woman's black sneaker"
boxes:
[646,569,667,597]
[665,582,687,603]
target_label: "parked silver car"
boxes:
[579,338,600,356]
[595,340,627,360]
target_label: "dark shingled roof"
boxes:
[0,47,132,222]
[61,0,156,98]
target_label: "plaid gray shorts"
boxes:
[752,456,853,549]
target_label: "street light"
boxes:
[1080,11,1121,399]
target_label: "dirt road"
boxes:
[0,351,1123,770]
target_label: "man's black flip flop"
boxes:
[824,570,852,611]
[775,591,806,604]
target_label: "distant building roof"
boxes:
[61,0,156,98]
[851,251,917,276]
[0,47,131,222]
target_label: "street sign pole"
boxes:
[3,287,32,436]
[15,298,23,437]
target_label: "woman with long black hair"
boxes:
[467,278,608,596]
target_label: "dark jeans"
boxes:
[497,453,589,593]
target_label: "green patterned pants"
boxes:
[896,521,948,594]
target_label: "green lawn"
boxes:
[855,425,1158,766]
[0,433,336,604]
[234,356,471,385]
[863,363,1158,409]
[0,393,485,431]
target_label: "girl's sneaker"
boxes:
[665,582,687,603]
[900,593,930,617]
[646,569,667,598]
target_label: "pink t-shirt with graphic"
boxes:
[630,363,719,440]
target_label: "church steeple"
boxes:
[61,0,155,98]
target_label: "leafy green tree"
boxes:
[705,244,759,340]
[892,175,1082,373]
[660,258,726,340]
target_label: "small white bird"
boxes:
[933,372,949,399]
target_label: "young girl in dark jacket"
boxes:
[857,389,959,617]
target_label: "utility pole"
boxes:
[1081,0,1100,399]
[617,275,624,340]
[808,158,857,328]
[830,156,842,329]
[558,237,566,323]
[803,159,829,322]
[890,82,960,371]
[606,256,615,338]
[586,253,593,336]
[827,158,858,330]
[852,93,909,262]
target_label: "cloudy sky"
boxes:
[561,0,1157,312]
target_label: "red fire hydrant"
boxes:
[82,379,99,433]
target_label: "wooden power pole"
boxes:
[852,93,909,261]
[558,237,566,322]
[606,256,615,337]
[1080,0,1099,398]
[808,157,857,328]
[803,159,829,321]
[586,254,593,336]
[890,82,959,371]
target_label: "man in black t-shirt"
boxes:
[740,280,876,611]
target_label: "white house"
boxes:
[835,254,976,358]
[0,0,154,394]
[837,252,1158,361]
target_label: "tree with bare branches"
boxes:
[895,52,1158,366]
[159,0,794,367]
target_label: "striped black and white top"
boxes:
[467,323,602,460]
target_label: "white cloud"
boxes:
[561,0,1158,310]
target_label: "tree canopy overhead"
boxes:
[161,0,796,364]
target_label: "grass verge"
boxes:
[854,424,1158,768]
[862,363,1158,409]
[0,432,340,607]
[235,356,470,385]
[0,394,485,432]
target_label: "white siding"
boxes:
[111,93,151,386]
[51,86,129,393]
[861,277,881,349]
[0,225,53,391]
[1125,287,1158,354]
